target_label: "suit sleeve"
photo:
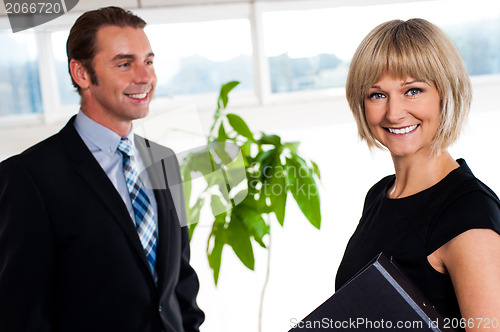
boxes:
[175,226,205,332]
[166,152,205,331]
[0,158,55,331]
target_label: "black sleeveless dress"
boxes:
[335,159,500,322]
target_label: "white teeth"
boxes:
[127,92,147,99]
[388,125,418,134]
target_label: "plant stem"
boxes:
[258,215,272,332]
[207,105,222,143]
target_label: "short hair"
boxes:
[346,18,472,154]
[66,6,146,94]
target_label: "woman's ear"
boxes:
[69,59,90,90]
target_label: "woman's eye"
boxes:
[406,88,423,96]
[369,93,385,100]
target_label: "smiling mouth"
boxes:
[125,92,149,99]
[386,124,419,135]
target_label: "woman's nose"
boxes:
[385,97,406,123]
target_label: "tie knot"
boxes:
[117,138,134,157]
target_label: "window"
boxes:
[145,19,253,98]
[262,0,500,94]
[445,18,500,76]
[47,19,254,107]
[0,30,42,116]
[51,30,79,106]
[263,7,353,93]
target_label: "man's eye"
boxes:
[118,62,130,68]
[369,93,384,99]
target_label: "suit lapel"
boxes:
[135,137,175,291]
[153,187,171,292]
[58,117,154,281]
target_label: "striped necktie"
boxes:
[117,138,158,281]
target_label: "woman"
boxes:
[335,18,500,330]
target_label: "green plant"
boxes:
[181,81,322,285]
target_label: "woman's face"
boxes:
[364,73,441,159]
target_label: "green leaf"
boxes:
[290,153,312,176]
[208,223,226,285]
[188,149,216,176]
[227,215,255,270]
[218,81,240,109]
[258,134,281,146]
[242,177,273,214]
[180,163,192,213]
[187,197,205,239]
[284,142,300,154]
[246,173,260,195]
[311,160,321,180]
[211,195,227,217]
[240,141,251,158]
[232,190,248,206]
[257,148,275,165]
[268,161,287,226]
[188,223,197,240]
[257,151,275,210]
[232,204,270,248]
[286,155,321,229]
[215,172,231,204]
[217,123,228,142]
[211,142,234,165]
[227,113,255,141]
[224,168,247,192]
[257,190,273,214]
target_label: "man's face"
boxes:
[84,25,156,125]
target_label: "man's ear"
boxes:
[69,59,90,90]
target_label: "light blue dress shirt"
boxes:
[73,110,158,225]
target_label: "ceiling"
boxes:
[0,0,298,17]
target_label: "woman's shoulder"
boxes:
[362,174,395,207]
[427,159,500,253]
[370,174,395,192]
[442,158,500,205]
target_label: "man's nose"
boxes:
[134,64,155,84]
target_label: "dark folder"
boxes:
[290,253,455,331]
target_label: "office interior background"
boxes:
[1,0,499,330]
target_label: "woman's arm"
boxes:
[442,229,500,331]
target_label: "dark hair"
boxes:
[66,6,146,94]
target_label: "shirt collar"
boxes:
[74,109,135,157]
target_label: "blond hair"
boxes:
[346,18,472,153]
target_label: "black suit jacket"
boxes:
[0,117,204,332]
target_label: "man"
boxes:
[0,7,204,332]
